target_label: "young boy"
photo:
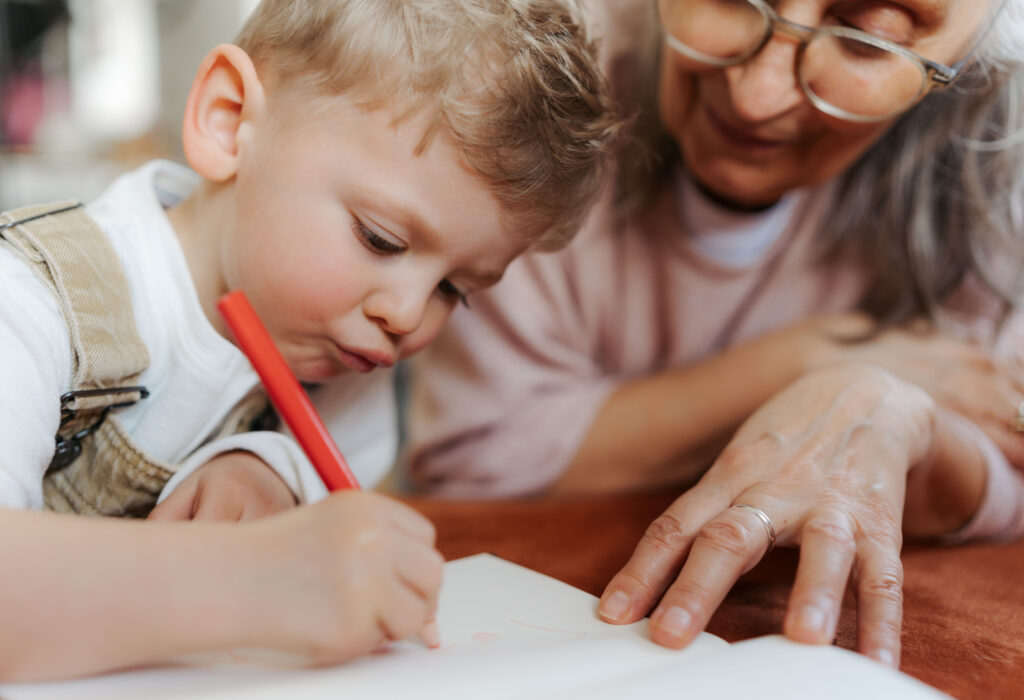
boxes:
[0,0,619,681]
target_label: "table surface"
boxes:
[405,492,1024,700]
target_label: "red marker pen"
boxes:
[217,290,360,491]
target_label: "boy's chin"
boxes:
[294,359,349,384]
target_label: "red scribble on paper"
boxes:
[508,619,589,639]
[471,632,501,643]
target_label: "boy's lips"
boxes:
[333,342,395,373]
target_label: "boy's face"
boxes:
[221,89,527,382]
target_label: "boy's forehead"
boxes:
[261,64,566,270]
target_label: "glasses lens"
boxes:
[658,0,767,64]
[800,32,928,119]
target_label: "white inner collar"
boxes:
[675,168,804,268]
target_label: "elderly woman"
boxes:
[407,0,1024,669]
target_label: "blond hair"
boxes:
[235,0,620,250]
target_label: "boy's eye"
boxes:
[438,279,469,308]
[353,219,404,255]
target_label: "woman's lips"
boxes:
[703,105,792,151]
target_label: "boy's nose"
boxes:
[724,36,804,122]
[365,288,429,337]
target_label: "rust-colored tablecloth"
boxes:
[404,492,1024,699]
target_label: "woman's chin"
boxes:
[685,158,791,210]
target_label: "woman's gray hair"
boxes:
[828,0,1024,329]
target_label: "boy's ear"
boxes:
[181,44,265,182]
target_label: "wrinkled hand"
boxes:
[148,451,297,521]
[598,363,936,668]
[242,491,443,661]
[821,314,1024,466]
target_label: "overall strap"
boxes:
[0,201,150,467]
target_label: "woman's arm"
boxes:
[409,242,1022,498]
[554,316,844,493]
[903,409,989,538]
[408,259,857,498]
[556,314,1024,494]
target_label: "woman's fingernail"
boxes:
[873,648,897,668]
[599,590,631,622]
[795,606,826,637]
[656,606,692,640]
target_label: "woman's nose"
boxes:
[724,35,805,121]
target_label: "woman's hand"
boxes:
[597,363,938,668]
[818,314,1024,466]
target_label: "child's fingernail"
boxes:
[419,619,441,649]
[656,606,692,640]
[599,590,631,622]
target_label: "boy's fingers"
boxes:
[147,479,198,521]
[191,486,244,521]
[385,501,438,544]
[417,615,441,649]
[394,541,445,607]
[379,580,433,643]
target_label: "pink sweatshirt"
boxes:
[405,0,1024,541]
[406,170,1024,542]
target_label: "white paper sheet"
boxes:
[0,554,948,700]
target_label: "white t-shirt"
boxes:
[0,160,396,509]
[676,169,804,268]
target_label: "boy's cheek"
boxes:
[397,305,456,360]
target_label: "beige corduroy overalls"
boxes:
[0,201,270,517]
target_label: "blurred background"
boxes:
[0,0,258,209]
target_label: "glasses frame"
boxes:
[659,0,973,123]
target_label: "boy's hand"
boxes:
[148,451,297,522]
[239,491,444,662]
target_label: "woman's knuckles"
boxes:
[643,510,695,552]
[698,515,761,558]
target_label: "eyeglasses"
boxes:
[657,0,978,123]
